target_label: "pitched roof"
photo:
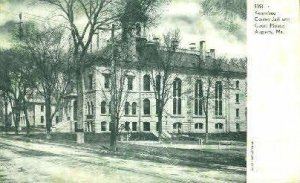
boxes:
[86,38,247,75]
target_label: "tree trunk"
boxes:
[24,105,30,136]
[110,117,117,151]
[4,101,8,134]
[205,112,209,143]
[45,96,52,139]
[158,111,163,140]
[76,69,85,143]
[14,110,20,135]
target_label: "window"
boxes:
[236,108,240,117]
[173,122,182,129]
[132,122,137,131]
[101,101,106,114]
[109,122,113,131]
[143,75,150,91]
[125,122,130,131]
[236,94,240,103]
[56,116,59,124]
[109,101,111,114]
[125,102,130,115]
[132,102,137,115]
[215,81,223,116]
[236,123,240,132]
[104,74,110,89]
[143,99,150,115]
[236,80,240,89]
[41,116,44,123]
[194,80,203,115]
[143,122,150,131]
[90,102,94,115]
[215,123,223,129]
[127,77,133,90]
[87,102,90,115]
[41,105,44,112]
[195,123,203,129]
[73,100,77,121]
[101,121,107,131]
[88,74,93,90]
[173,78,182,115]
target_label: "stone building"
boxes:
[57,32,247,135]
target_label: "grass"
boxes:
[1,132,246,174]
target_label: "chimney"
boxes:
[189,43,196,50]
[200,41,206,60]
[210,49,215,59]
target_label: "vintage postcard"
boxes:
[0,0,299,182]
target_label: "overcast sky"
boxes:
[0,0,246,58]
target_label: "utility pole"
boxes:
[17,12,23,40]
[110,24,117,151]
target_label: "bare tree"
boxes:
[18,22,72,138]
[140,30,182,139]
[39,0,121,135]
[39,0,168,145]
[195,54,247,142]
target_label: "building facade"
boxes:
[59,39,247,134]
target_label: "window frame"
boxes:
[143,75,151,91]
[173,78,182,115]
[143,99,150,115]
[101,101,106,114]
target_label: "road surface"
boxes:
[0,136,245,183]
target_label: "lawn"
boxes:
[0,132,246,182]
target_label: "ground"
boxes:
[0,134,246,183]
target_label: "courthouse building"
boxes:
[55,26,247,135]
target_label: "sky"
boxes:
[0,0,246,58]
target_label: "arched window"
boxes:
[215,81,222,116]
[103,74,110,89]
[143,75,150,91]
[194,80,203,115]
[101,121,107,131]
[87,102,90,115]
[143,99,150,115]
[215,123,223,129]
[132,102,137,115]
[127,77,133,90]
[195,123,203,129]
[125,102,130,115]
[90,102,94,115]
[101,101,106,114]
[88,74,93,90]
[173,78,182,115]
